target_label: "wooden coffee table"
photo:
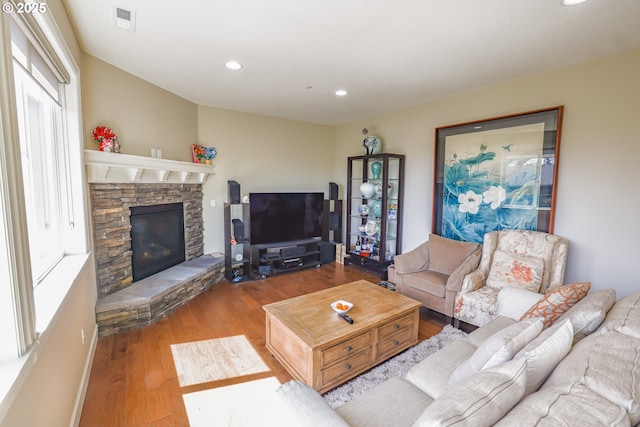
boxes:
[263,279,421,393]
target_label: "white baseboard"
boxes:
[69,324,99,427]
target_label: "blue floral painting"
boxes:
[439,122,550,243]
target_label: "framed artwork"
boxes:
[432,106,563,243]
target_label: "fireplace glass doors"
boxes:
[130,203,186,282]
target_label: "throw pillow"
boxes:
[496,287,545,321]
[427,234,480,276]
[514,319,573,395]
[521,282,591,328]
[415,358,527,427]
[556,288,616,343]
[448,318,543,387]
[485,250,544,292]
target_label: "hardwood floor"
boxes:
[79,263,446,427]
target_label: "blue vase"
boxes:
[370,161,382,179]
[371,199,382,218]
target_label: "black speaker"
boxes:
[319,242,335,264]
[231,219,244,242]
[329,182,338,200]
[329,212,340,230]
[228,180,241,204]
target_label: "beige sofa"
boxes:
[277,287,640,426]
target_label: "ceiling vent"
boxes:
[113,6,136,32]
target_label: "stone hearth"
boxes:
[96,254,223,337]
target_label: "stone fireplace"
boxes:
[90,182,203,297]
[85,150,224,336]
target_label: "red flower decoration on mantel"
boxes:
[92,126,120,153]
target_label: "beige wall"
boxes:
[81,54,336,252]
[334,48,640,298]
[1,257,97,427]
[81,53,198,161]
[197,106,335,253]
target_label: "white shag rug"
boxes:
[323,324,467,408]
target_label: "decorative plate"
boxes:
[365,220,378,236]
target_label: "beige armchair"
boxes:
[453,230,569,327]
[388,234,482,323]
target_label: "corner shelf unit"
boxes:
[223,203,252,283]
[344,153,404,279]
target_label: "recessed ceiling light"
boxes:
[562,0,587,5]
[225,61,242,70]
[335,89,348,96]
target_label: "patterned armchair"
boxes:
[388,234,482,323]
[453,230,569,327]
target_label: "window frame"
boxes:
[0,5,88,363]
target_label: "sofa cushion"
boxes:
[413,358,527,427]
[557,288,616,343]
[465,316,517,347]
[403,270,449,298]
[513,319,573,396]
[600,292,640,339]
[486,250,544,292]
[428,234,480,276]
[336,377,433,427]
[542,330,640,425]
[521,282,591,328]
[405,339,477,400]
[449,318,543,387]
[494,382,631,426]
[276,380,350,427]
[496,287,545,321]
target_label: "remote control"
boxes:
[339,313,354,324]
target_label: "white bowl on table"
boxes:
[331,300,353,314]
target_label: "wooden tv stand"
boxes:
[263,280,421,393]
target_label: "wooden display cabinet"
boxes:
[344,153,404,279]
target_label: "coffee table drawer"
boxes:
[377,326,415,358]
[321,332,372,367]
[321,348,372,388]
[378,312,415,340]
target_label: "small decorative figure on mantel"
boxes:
[92,126,120,153]
[362,128,382,155]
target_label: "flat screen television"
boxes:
[249,192,324,245]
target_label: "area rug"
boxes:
[171,334,270,387]
[323,324,467,408]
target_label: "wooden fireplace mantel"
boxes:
[84,149,214,184]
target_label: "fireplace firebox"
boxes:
[130,202,186,282]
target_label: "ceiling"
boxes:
[62,0,640,126]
